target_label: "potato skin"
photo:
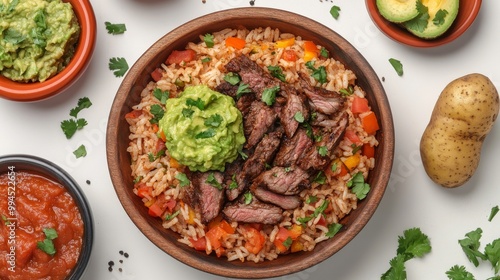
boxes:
[420,73,499,188]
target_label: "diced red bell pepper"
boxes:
[166,49,196,65]
[351,96,370,114]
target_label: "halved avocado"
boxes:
[376,0,420,23]
[403,0,459,39]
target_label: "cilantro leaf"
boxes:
[294,111,305,123]
[165,210,180,221]
[175,172,190,187]
[186,98,205,110]
[489,206,499,222]
[195,128,216,139]
[330,5,341,20]
[236,83,252,99]
[381,254,407,280]
[105,22,127,35]
[347,172,370,200]
[153,88,169,104]
[484,239,500,274]
[267,65,286,82]
[433,9,448,26]
[203,33,214,48]
[283,237,293,250]
[446,265,476,280]
[404,2,429,33]
[109,57,129,77]
[262,85,280,106]
[228,174,238,190]
[224,72,241,85]
[204,114,223,128]
[61,119,78,139]
[397,227,432,261]
[317,146,328,157]
[206,173,223,190]
[389,58,403,76]
[305,61,327,83]
[325,223,342,238]
[73,144,87,158]
[243,192,253,204]
[182,108,194,118]
[69,97,92,117]
[459,228,487,267]
[149,104,164,124]
[37,228,58,256]
[320,47,329,58]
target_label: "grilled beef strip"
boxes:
[223,197,284,224]
[279,85,310,138]
[226,128,284,201]
[188,171,225,223]
[250,185,302,210]
[253,166,309,195]
[244,100,278,149]
[273,128,313,167]
[298,72,345,116]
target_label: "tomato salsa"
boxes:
[0,171,84,280]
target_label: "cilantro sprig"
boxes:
[389,58,403,76]
[109,57,129,77]
[105,22,127,35]
[347,172,370,200]
[305,61,327,84]
[37,228,58,256]
[61,97,92,139]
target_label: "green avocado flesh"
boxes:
[403,0,459,39]
[376,0,420,23]
[159,85,246,172]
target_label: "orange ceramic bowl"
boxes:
[0,0,96,102]
[366,0,482,48]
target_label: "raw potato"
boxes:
[420,73,499,188]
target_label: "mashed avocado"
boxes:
[0,0,80,82]
[160,85,246,172]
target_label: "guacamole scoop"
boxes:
[160,85,246,172]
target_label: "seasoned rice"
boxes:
[126,27,379,262]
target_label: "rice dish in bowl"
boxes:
[107,8,394,278]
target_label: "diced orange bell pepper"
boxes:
[361,111,380,135]
[225,37,246,50]
[342,153,361,171]
[275,37,295,48]
[303,41,319,62]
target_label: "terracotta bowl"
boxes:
[0,0,96,102]
[106,7,395,279]
[366,0,482,48]
[0,154,94,279]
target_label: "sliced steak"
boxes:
[274,128,313,167]
[225,54,280,99]
[254,166,309,195]
[223,198,284,224]
[279,86,310,138]
[244,100,277,149]
[189,171,225,223]
[251,185,302,210]
[299,73,345,116]
[215,80,239,98]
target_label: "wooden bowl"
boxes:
[106,7,395,278]
[0,0,96,102]
[366,0,482,48]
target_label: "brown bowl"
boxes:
[0,0,96,102]
[106,7,395,278]
[366,0,482,48]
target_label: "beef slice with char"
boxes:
[279,85,310,138]
[189,171,225,223]
[226,128,284,201]
[253,166,309,195]
[223,197,284,224]
[274,128,313,167]
[298,72,345,116]
[244,100,277,149]
[250,185,302,210]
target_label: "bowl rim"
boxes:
[0,0,97,102]
[107,7,395,278]
[365,0,482,48]
[0,154,94,279]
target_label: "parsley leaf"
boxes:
[262,85,280,106]
[347,172,370,200]
[206,173,223,190]
[267,65,286,82]
[446,265,476,280]
[109,57,129,77]
[69,97,92,117]
[489,206,499,222]
[73,145,87,158]
[326,223,342,238]
[459,228,487,267]
[389,58,404,76]
[149,104,164,124]
[330,5,341,20]
[433,9,448,26]
[203,33,214,48]
[105,22,127,35]
[37,228,58,256]
[175,172,190,187]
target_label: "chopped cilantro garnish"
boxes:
[330,5,341,20]
[347,172,370,200]
[204,114,223,128]
[243,192,253,204]
[206,173,223,190]
[195,128,216,139]
[224,72,241,85]
[294,111,305,123]
[203,33,214,48]
[201,57,212,63]
[339,85,354,96]
[326,223,342,238]
[305,61,327,84]
[133,176,143,184]
[445,265,475,280]
[186,97,205,110]
[60,118,87,139]
[37,228,58,256]
[351,144,361,154]
[484,239,500,274]
[320,47,329,58]
[297,199,329,226]
[489,206,499,222]
[267,65,286,82]
[73,144,87,158]
[236,83,252,99]
[153,88,169,104]
[109,57,129,77]
[149,104,164,124]
[262,85,280,106]
[459,228,487,267]
[317,146,328,157]
[282,237,293,249]
[312,171,326,185]
[182,108,194,118]
[404,1,429,33]
[239,150,248,160]
[433,9,449,26]
[69,97,92,118]
[305,195,318,204]
[389,58,404,76]
[175,172,190,187]
[105,22,127,35]
[164,210,180,221]
[228,174,238,190]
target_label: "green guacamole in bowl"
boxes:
[159,85,246,172]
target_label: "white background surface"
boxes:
[1,0,500,279]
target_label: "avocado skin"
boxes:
[376,0,420,23]
[404,0,460,39]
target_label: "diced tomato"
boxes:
[225,37,246,50]
[344,129,362,145]
[274,227,292,252]
[189,237,207,251]
[148,203,164,217]
[361,111,380,135]
[282,49,297,62]
[125,109,142,120]
[351,96,370,114]
[166,49,197,65]
[303,41,319,62]
[206,226,227,250]
[317,215,327,227]
[242,226,265,255]
[363,143,375,159]
[165,198,176,212]
[136,183,152,198]
[155,139,166,154]
[151,67,163,82]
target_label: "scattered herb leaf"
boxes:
[153,88,169,104]
[195,128,216,139]
[459,228,487,267]
[326,223,342,238]
[489,206,499,222]
[37,228,58,256]
[347,172,370,200]
[446,265,476,280]
[389,58,403,76]
[243,192,253,204]
[105,22,127,35]
[267,65,286,82]
[224,72,241,85]
[206,173,223,190]
[203,33,214,48]
[262,85,280,106]
[186,98,205,110]
[175,172,190,187]
[294,111,305,123]
[149,104,164,124]
[204,114,223,128]
[236,83,252,99]
[69,97,92,118]
[330,5,341,19]
[73,144,87,158]
[109,57,129,77]
[165,210,180,221]
[433,9,448,26]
